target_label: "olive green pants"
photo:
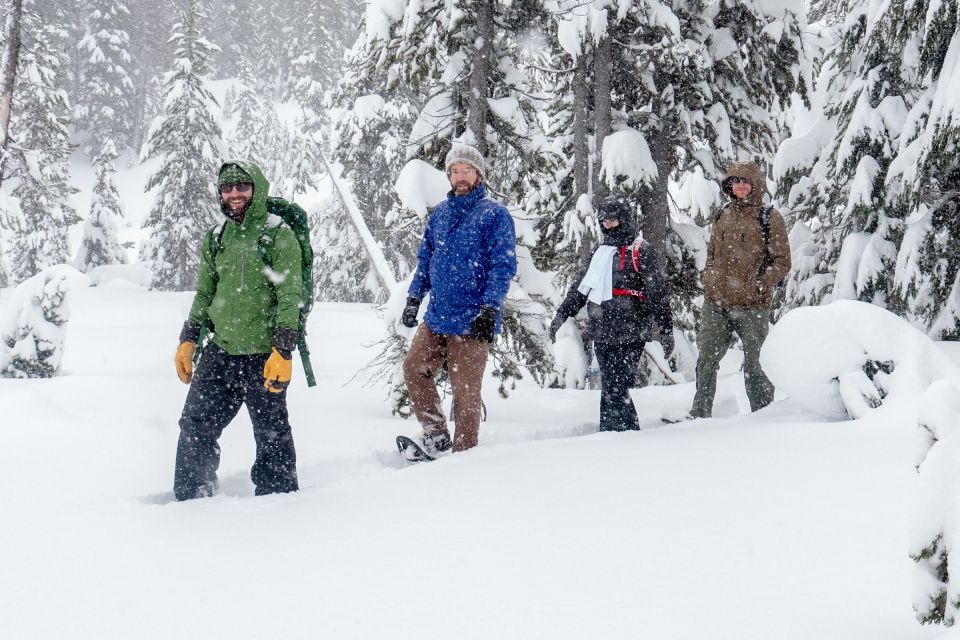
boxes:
[690,301,774,418]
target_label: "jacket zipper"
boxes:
[239,255,246,291]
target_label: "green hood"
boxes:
[218,160,271,230]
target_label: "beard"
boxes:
[452,178,481,195]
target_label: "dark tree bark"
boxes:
[0,0,24,188]
[639,133,675,262]
[592,35,612,207]
[573,52,592,265]
[467,0,495,156]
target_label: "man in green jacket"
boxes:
[172,160,303,500]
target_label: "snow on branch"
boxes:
[600,127,658,188]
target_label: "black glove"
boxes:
[469,306,497,343]
[548,315,565,343]
[401,297,421,328]
[659,331,675,359]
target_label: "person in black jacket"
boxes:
[548,196,674,432]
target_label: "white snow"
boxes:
[601,126,658,187]
[406,91,456,158]
[0,283,950,639]
[352,94,387,126]
[394,159,450,218]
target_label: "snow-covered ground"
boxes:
[0,283,947,639]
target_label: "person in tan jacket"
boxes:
[687,161,791,418]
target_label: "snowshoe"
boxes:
[661,411,697,424]
[396,432,452,463]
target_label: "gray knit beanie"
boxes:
[444,144,485,179]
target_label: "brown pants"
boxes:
[402,324,490,452]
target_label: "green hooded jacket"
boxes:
[187,160,303,355]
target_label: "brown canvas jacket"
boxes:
[701,162,791,309]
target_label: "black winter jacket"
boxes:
[555,222,673,345]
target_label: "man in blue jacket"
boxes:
[400,144,517,457]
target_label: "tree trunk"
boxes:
[573,52,592,265]
[0,0,24,188]
[467,0,495,156]
[592,35,612,207]
[639,133,675,262]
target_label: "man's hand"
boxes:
[548,315,565,343]
[263,348,293,393]
[659,331,675,359]
[468,306,497,343]
[175,341,196,384]
[401,297,421,328]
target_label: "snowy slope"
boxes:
[0,284,945,640]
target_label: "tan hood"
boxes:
[722,162,765,210]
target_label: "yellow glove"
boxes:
[175,342,196,384]
[263,348,293,393]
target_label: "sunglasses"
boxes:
[725,176,752,185]
[219,182,253,194]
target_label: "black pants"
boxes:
[594,341,644,432]
[174,344,298,501]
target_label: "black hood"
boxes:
[600,214,637,246]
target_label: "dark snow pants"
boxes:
[403,324,490,452]
[690,300,774,418]
[594,341,644,432]
[174,343,298,501]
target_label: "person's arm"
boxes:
[481,207,517,310]
[270,225,304,353]
[548,263,589,341]
[761,208,792,289]
[700,219,719,293]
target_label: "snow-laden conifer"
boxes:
[139,0,223,291]
[75,140,127,272]
[2,1,78,284]
[75,0,135,157]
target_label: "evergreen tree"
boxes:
[776,0,915,316]
[76,140,128,272]
[127,0,175,152]
[776,0,960,339]
[139,0,223,291]
[3,1,79,284]
[75,0,135,157]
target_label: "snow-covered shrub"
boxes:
[910,379,960,626]
[0,265,90,378]
[761,300,960,419]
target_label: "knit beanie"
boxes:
[444,144,485,179]
[218,163,252,186]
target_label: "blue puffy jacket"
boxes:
[408,184,517,335]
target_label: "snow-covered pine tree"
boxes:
[139,0,223,291]
[775,0,914,316]
[326,3,420,303]
[75,0,135,158]
[776,0,960,339]
[2,0,79,284]
[127,0,175,151]
[887,0,960,339]
[76,140,127,272]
